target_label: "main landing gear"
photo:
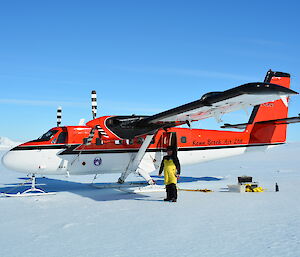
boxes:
[2,174,55,197]
[118,134,156,185]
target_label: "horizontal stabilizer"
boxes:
[257,115,300,125]
[221,123,248,129]
[221,114,300,129]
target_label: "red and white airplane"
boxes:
[2,70,300,195]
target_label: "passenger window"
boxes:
[115,140,121,145]
[181,136,187,143]
[56,132,68,144]
[151,138,155,144]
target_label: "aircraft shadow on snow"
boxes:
[151,175,222,185]
[0,175,222,202]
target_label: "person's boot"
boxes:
[164,185,171,201]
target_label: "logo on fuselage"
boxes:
[94,157,102,166]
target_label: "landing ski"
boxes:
[91,182,148,189]
[3,192,56,197]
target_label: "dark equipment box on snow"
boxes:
[238,176,253,184]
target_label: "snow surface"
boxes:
[0,143,300,257]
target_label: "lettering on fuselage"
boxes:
[193,138,243,146]
[193,140,206,146]
[207,139,221,145]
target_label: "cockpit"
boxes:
[31,128,68,144]
[37,130,59,142]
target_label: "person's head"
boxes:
[166,147,173,156]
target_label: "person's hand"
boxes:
[158,173,162,177]
[176,174,180,179]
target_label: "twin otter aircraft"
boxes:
[2,70,300,195]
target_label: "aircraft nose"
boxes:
[1,150,15,170]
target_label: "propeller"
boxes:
[84,90,110,145]
[84,90,99,145]
[91,90,97,119]
[57,106,62,127]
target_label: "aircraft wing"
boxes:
[86,82,298,139]
[138,82,298,125]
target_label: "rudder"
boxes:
[248,70,291,144]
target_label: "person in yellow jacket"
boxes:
[158,147,181,202]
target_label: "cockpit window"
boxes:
[56,132,68,144]
[33,130,59,142]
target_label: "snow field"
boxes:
[0,143,299,257]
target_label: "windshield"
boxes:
[36,130,59,142]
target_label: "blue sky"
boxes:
[0,0,299,142]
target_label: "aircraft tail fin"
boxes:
[248,70,291,144]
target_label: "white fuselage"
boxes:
[1,144,270,176]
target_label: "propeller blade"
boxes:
[85,127,95,145]
[91,90,97,119]
[57,106,62,127]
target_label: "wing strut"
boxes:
[118,134,155,185]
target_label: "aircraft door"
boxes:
[153,131,178,169]
[162,132,178,156]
